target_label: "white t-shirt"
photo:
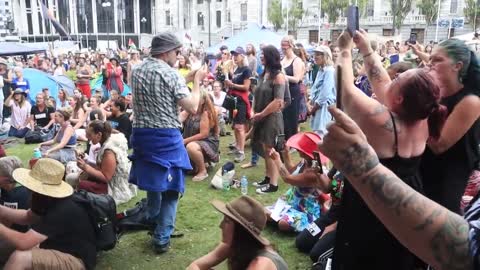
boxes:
[210,91,227,114]
[9,100,31,129]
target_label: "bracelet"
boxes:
[363,51,374,58]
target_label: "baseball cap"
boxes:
[230,46,246,56]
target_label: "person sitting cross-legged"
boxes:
[70,120,136,205]
[187,196,288,270]
[180,90,220,181]
[0,158,96,270]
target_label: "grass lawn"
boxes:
[6,126,312,270]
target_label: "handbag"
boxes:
[222,94,237,111]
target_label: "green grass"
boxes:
[6,128,311,270]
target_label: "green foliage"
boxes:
[6,126,313,270]
[284,0,306,38]
[323,0,349,25]
[358,0,370,18]
[416,0,444,25]
[268,0,284,32]
[391,0,414,34]
[464,0,480,31]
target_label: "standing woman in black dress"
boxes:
[280,36,303,141]
[418,39,480,214]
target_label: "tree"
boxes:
[267,0,284,31]
[358,0,370,18]
[416,0,444,25]
[390,0,414,35]
[464,0,480,31]
[322,0,349,25]
[284,0,306,37]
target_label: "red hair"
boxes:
[398,69,447,139]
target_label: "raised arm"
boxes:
[336,31,382,117]
[319,107,472,270]
[353,29,392,104]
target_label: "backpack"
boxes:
[24,126,57,144]
[72,190,117,251]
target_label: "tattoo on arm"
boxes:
[367,64,383,83]
[366,105,396,133]
[338,143,380,178]
[361,171,473,270]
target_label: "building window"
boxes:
[96,0,114,33]
[165,0,169,3]
[217,0,222,2]
[26,0,33,35]
[240,3,247,21]
[197,0,203,4]
[166,11,171,25]
[216,10,221,28]
[450,0,457,13]
[198,12,204,26]
[366,0,374,16]
[383,28,394,36]
[117,0,134,34]
[227,10,231,22]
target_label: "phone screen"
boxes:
[347,5,359,36]
[409,33,417,45]
[275,134,286,152]
[313,151,324,174]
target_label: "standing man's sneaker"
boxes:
[256,184,278,194]
[234,151,245,163]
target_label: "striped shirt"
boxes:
[131,57,189,129]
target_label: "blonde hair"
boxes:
[282,36,296,49]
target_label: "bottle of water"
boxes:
[222,170,230,191]
[240,175,248,195]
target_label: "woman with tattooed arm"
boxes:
[331,30,447,270]
[320,106,473,270]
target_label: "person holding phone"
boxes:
[267,132,330,232]
[331,30,447,270]
[250,45,286,194]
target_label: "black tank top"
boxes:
[421,88,480,213]
[333,112,423,270]
[284,57,301,99]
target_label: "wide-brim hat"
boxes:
[12,158,73,198]
[211,196,270,246]
[150,32,182,55]
[286,132,328,162]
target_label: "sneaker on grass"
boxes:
[234,151,245,163]
[252,177,270,187]
[256,184,278,194]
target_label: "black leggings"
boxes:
[296,228,336,262]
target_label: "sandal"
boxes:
[192,174,209,182]
[241,162,257,169]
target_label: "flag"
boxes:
[128,39,137,50]
[185,33,191,41]
[38,0,71,40]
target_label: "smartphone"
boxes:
[313,151,324,174]
[336,65,343,110]
[274,134,286,152]
[409,33,417,45]
[347,5,359,36]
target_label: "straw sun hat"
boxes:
[211,196,270,246]
[12,158,73,198]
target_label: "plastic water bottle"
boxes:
[33,149,42,159]
[30,149,42,169]
[240,175,248,195]
[222,170,230,191]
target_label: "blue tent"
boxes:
[206,24,284,54]
[22,68,75,105]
